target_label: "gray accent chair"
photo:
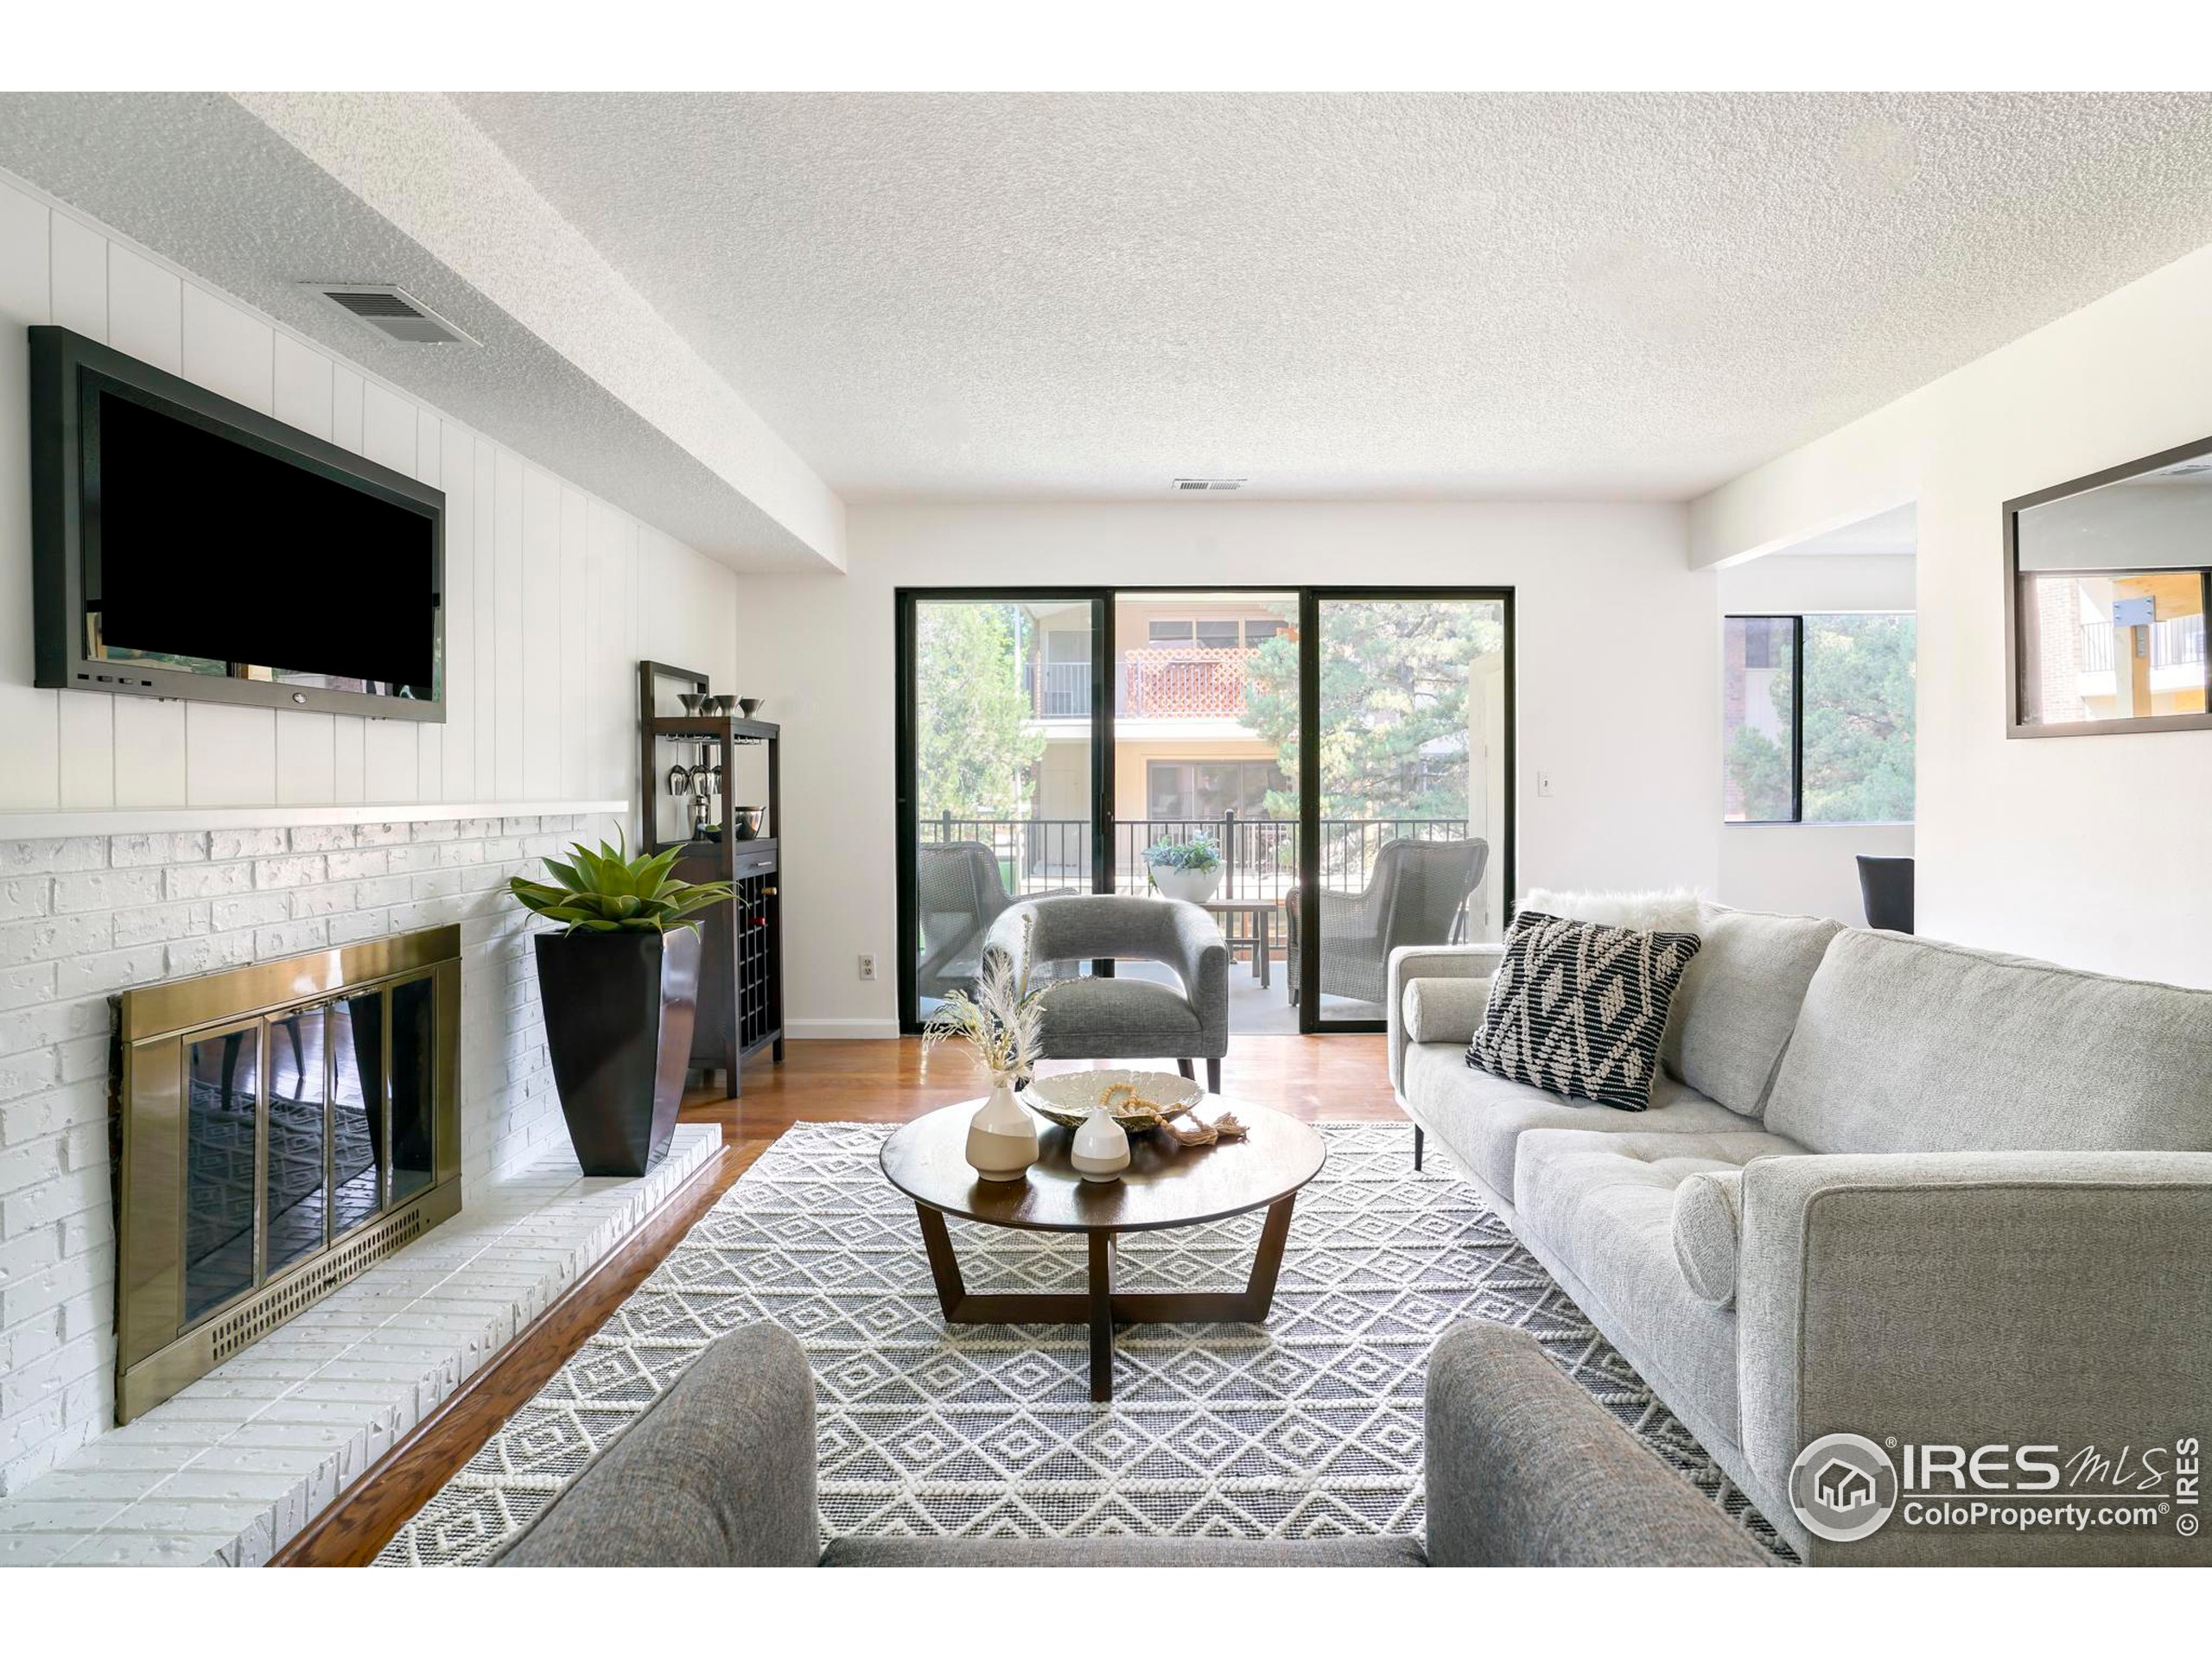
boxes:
[985,894,1230,1093]
[1389,899,2212,1565]
[496,1319,1773,1567]
[1289,837,1487,1009]
[916,841,1072,1003]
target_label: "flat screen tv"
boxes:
[29,325,444,721]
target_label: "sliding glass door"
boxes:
[898,593,1107,1025]
[897,587,1512,1035]
[1299,592,1512,1030]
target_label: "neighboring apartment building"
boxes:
[1025,597,1294,862]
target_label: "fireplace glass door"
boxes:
[331,995,383,1235]
[117,929,463,1422]
[170,970,444,1325]
[264,1007,327,1276]
[182,1021,261,1322]
[389,976,437,1207]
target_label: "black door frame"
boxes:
[1297,588,1516,1033]
[897,588,1112,1034]
[896,584,1516,1035]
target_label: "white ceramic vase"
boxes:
[965,1077,1039,1183]
[1070,1103,1132,1184]
[1151,867,1221,904]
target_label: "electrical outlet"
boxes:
[858,953,878,982]
[1537,771,1554,798]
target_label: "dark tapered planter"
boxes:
[535,923,702,1176]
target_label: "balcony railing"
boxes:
[2154,613,2207,668]
[918,812,1469,901]
[2078,623,2113,675]
[1037,661,1090,717]
[2079,615,2207,677]
[1118,646,1256,719]
[1028,645,1262,720]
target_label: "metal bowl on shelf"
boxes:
[677,691,708,715]
[728,806,765,840]
[737,697,765,719]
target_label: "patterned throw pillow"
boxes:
[1466,909,1702,1111]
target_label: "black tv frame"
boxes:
[29,325,446,724]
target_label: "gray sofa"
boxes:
[496,1319,1771,1567]
[985,894,1230,1091]
[1388,903,2212,1565]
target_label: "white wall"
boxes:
[0,177,741,1493]
[0,168,737,817]
[734,500,1719,1035]
[1692,241,2212,986]
[1716,552,1915,615]
[1713,551,1916,925]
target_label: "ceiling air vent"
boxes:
[302,283,479,346]
[1173,478,1245,492]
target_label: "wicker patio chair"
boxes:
[1287,838,1488,1008]
[916,841,1075,1003]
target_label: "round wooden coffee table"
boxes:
[880,1098,1325,1402]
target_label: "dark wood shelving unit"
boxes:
[638,661,784,1097]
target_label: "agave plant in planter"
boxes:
[512,839,733,1177]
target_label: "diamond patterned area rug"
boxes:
[377,1121,1789,1564]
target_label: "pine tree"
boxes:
[1245,600,1503,820]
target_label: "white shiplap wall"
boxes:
[0,169,741,815]
[0,172,747,1501]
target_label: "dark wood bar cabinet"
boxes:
[637,661,785,1096]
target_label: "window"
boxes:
[1146,615,1287,648]
[1146,760,1289,821]
[1194,620,1242,650]
[1724,613,1916,824]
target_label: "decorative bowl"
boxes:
[738,696,765,719]
[1021,1068,1205,1130]
[677,691,708,715]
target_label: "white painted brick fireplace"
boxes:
[0,807,626,1502]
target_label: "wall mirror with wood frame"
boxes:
[2006,438,2212,738]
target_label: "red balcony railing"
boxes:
[1029,646,1262,719]
[1119,645,1255,717]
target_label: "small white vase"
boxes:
[1071,1103,1131,1184]
[965,1077,1039,1183]
[1152,867,1221,904]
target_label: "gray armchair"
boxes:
[985,894,1229,1093]
[915,841,1073,1003]
[1289,837,1488,1008]
[496,1320,1772,1567]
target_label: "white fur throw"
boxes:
[1518,887,1705,935]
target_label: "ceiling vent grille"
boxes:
[302,283,479,346]
[1173,478,1245,492]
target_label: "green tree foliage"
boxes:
[1246,601,1503,820]
[1727,727,1796,822]
[1727,629,1796,821]
[1725,614,1916,823]
[916,603,1046,817]
[1803,614,1916,823]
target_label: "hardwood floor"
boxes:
[271,1034,1401,1566]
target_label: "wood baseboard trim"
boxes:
[268,1140,731,1567]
